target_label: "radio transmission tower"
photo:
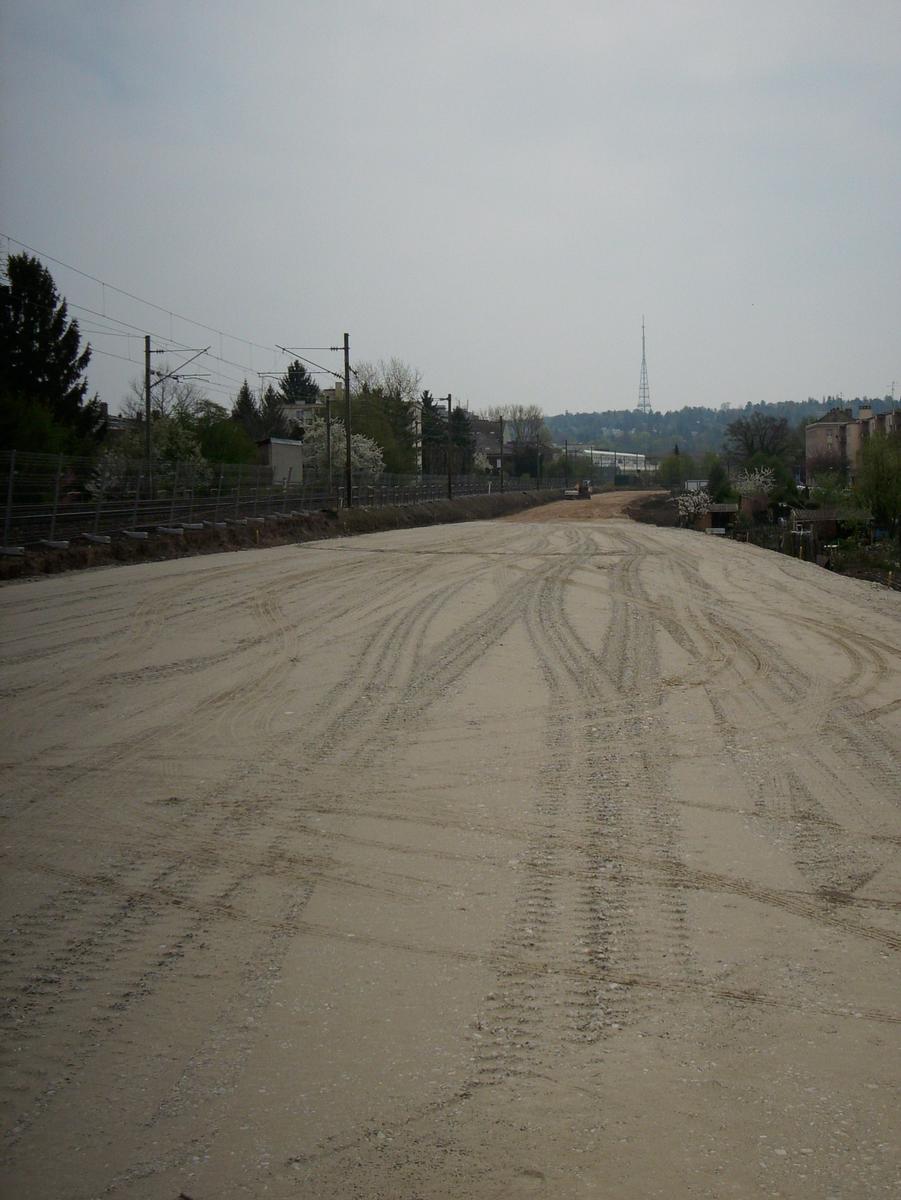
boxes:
[637,317,652,413]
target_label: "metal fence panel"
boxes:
[0,450,565,547]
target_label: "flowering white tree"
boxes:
[303,416,384,478]
[671,489,711,521]
[734,466,775,497]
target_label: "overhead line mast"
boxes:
[638,317,652,414]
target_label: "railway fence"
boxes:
[1,449,564,553]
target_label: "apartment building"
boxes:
[805,405,898,481]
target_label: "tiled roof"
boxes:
[791,507,869,522]
[810,408,854,425]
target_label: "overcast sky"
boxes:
[2,1,899,417]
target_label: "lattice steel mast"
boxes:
[638,317,652,413]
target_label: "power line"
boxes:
[79,328,138,338]
[277,346,344,382]
[90,346,144,366]
[3,234,360,404]
[68,302,277,394]
[2,233,283,362]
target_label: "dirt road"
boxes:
[1,511,899,1198]
[505,489,663,522]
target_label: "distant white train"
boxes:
[567,447,649,471]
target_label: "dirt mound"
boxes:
[625,491,679,526]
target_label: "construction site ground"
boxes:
[1,494,899,1198]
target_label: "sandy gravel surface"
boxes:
[505,490,665,522]
[1,513,899,1199]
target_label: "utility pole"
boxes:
[447,394,453,500]
[564,439,568,488]
[343,333,352,507]
[498,416,505,492]
[144,335,152,491]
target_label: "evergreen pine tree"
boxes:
[231,380,262,439]
[0,252,105,449]
[277,360,320,406]
[259,384,290,439]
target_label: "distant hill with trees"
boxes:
[545,397,896,458]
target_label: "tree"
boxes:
[194,409,258,464]
[855,432,901,534]
[734,466,776,497]
[492,404,552,477]
[350,359,422,474]
[810,470,851,508]
[672,489,711,524]
[725,413,791,463]
[258,383,290,439]
[657,452,695,489]
[450,405,475,473]
[0,252,105,450]
[303,415,384,477]
[705,458,732,502]
[420,390,447,474]
[118,372,259,465]
[805,443,847,484]
[505,403,551,449]
[91,415,209,497]
[121,366,210,424]
[355,358,422,406]
[278,359,320,406]
[231,380,262,440]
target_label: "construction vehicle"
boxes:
[564,479,593,500]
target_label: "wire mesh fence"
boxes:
[1,449,563,549]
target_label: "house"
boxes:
[279,397,330,435]
[805,405,899,482]
[791,506,870,541]
[697,503,738,533]
[739,492,771,523]
[257,438,304,484]
[469,417,503,473]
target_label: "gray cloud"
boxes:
[2,0,899,415]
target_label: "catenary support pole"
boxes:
[214,467,223,522]
[447,394,453,501]
[498,417,504,492]
[325,395,332,498]
[144,335,152,493]
[132,474,142,528]
[50,454,63,540]
[3,450,15,545]
[344,333,352,508]
[169,461,179,524]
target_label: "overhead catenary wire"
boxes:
[68,303,269,390]
[276,346,344,382]
[3,235,335,402]
[90,346,144,367]
[4,234,422,415]
[67,302,289,400]
[2,233,283,363]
